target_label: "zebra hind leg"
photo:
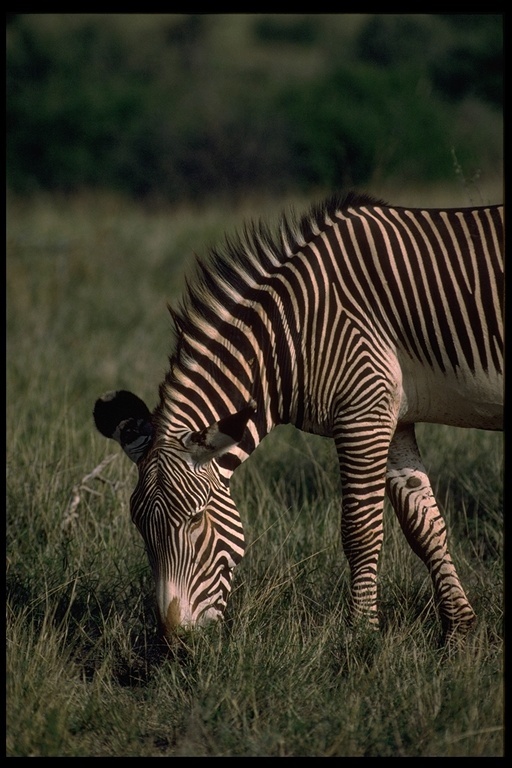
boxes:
[386,424,476,645]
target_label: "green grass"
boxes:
[6,189,503,756]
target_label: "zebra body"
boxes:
[93,192,503,644]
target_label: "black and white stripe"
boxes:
[94,191,503,643]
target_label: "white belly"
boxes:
[398,355,503,430]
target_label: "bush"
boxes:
[430,14,503,106]
[280,65,462,188]
[6,14,502,200]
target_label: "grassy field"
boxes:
[6,187,503,756]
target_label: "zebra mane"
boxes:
[298,191,387,243]
[173,191,386,327]
[165,191,387,386]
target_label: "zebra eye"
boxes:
[190,508,204,525]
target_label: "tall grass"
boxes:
[6,189,503,756]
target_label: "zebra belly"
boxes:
[398,357,503,430]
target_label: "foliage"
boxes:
[6,191,503,756]
[280,64,460,189]
[6,14,502,201]
[430,14,503,105]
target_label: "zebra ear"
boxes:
[93,390,154,463]
[183,400,256,465]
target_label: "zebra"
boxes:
[93,191,503,645]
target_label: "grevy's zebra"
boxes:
[93,192,503,645]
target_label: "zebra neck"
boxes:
[156,341,298,481]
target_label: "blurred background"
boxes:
[6,13,503,205]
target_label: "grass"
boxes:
[6,188,503,756]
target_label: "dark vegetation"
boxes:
[7,13,502,201]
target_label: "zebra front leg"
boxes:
[340,489,386,633]
[335,429,390,633]
[386,424,476,644]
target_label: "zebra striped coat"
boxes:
[94,192,503,645]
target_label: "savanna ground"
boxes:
[6,183,503,756]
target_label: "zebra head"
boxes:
[93,390,254,640]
